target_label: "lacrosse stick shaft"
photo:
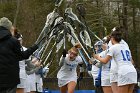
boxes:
[40,36,55,60]
[43,42,56,65]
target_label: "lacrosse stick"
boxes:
[64,7,93,50]
[35,0,64,44]
[64,22,91,59]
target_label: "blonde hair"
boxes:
[69,43,81,55]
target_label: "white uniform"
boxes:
[24,57,37,92]
[107,43,137,86]
[91,65,99,85]
[25,73,36,92]
[108,39,129,83]
[57,54,83,87]
[17,46,27,89]
[99,50,111,86]
[35,74,43,92]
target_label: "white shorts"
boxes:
[25,74,36,92]
[17,78,26,88]
[118,72,137,86]
[110,73,118,83]
[101,71,111,86]
[58,78,77,87]
[36,78,43,92]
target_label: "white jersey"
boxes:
[99,50,110,72]
[108,39,129,79]
[57,54,83,81]
[108,43,136,74]
[19,46,27,79]
[107,44,136,74]
[107,43,137,85]
[99,50,111,86]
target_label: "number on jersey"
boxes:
[121,50,130,61]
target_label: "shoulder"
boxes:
[75,55,83,63]
[108,45,116,51]
[120,39,129,48]
[108,40,112,48]
[76,55,82,60]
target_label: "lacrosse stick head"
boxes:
[43,66,49,78]
[65,8,79,21]
[45,11,59,27]
[80,30,92,48]
[65,8,86,29]
[52,17,64,28]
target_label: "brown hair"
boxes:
[13,27,22,40]
[110,27,122,42]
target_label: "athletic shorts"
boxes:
[17,78,26,88]
[58,78,77,87]
[101,72,111,86]
[118,72,137,86]
[25,74,36,92]
[36,79,43,92]
[110,73,118,83]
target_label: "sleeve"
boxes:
[77,56,83,64]
[21,44,38,59]
[13,39,38,61]
[107,46,114,57]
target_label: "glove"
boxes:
[43,66,49,78]
[62,49,67,57]
[90,57,96,65]
[35,67,43,75]
[90,57,102,68]
[94,60,102,68]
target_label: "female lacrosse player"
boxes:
[57,43,83,93]
[99,37,113,93]
[94,27,137,93]
[107,27,133,93]
[90,40,104,93]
